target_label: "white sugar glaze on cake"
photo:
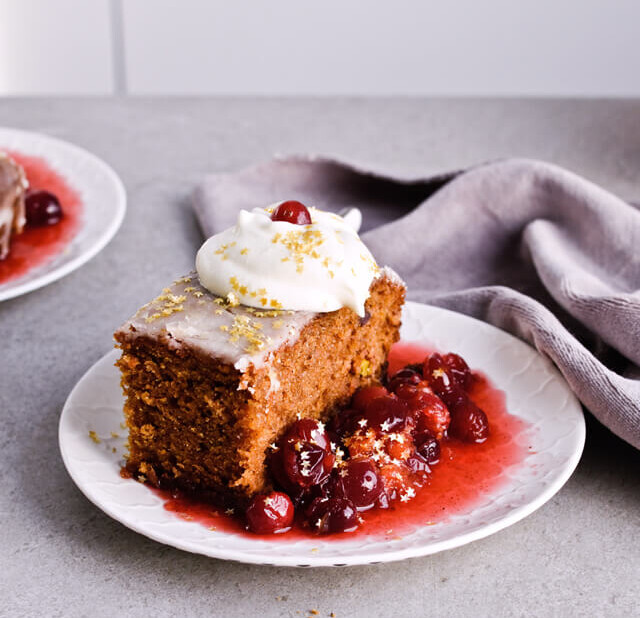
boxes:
[195,206,379,317]
[115,268,403,373]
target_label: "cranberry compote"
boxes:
[245,349,492,535]
[157,344,525,541]
[271,200,312,225]
[425,353,489,443]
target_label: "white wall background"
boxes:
[1,0,639,96]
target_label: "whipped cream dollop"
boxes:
[195,205,379,316]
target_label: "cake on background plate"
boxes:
[115,201,405,508]
[0,152,28,260]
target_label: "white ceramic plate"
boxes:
[59,302,585,567]
[0,127,126,301]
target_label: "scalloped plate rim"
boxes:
[59,302,585,567]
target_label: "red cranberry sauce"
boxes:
[155,342,530,540]
[0,151,82,284]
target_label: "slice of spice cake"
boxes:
[115,270,404,507]
[114,201,405,508]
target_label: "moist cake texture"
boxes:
[115,269,405,507]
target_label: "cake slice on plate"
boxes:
[115,201,405,507]
[0,152,28,260]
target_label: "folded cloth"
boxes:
[193,156,640,450]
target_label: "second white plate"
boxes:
[0,127,126,301]
[59,302,585,567]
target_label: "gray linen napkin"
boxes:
[193,156,640,450]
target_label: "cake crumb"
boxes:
[110,432,119,438]
[88,430,101,444]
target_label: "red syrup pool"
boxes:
[151,342,531,541]
[0,150,83,285]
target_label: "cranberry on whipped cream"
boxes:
[195,202,379,316]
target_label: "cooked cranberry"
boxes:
[364,396,410,432]
[307,496,359,534]
[406,452,431,475]
[25,190,63,226]
[424,354,466,408]
[297,478,333,512]
[352,385,389,411]
[414,431,441,464]
[448,399,489,443]
[245,491,294,534]
[327,407,361,438]
[426,354,489,443]
[270,419,335,490]
[283,418,331,451]
[271,200,312,225]
[280,440,335,488]
[395,381,440,413]
[410,391,450,440]
[331,459,382,511]
[394,382,418,400]
[444,352,473,391]
[387,367,422,393]
[269,446,295,493]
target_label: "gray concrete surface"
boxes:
[1,98,639,618]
